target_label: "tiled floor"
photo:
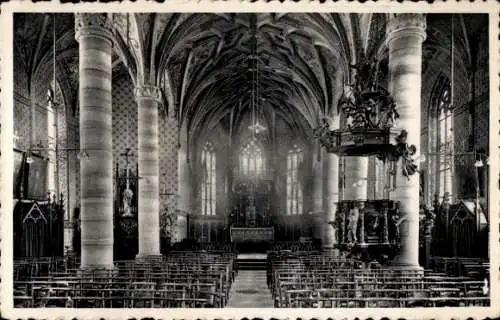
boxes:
[227,270,274,308]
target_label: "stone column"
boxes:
[322,117,340,253]
[75,13,114,268]
[177,125,191,241]
[323,151,340,251]
[312,145,324,213]
[311,144,324,240]
[135,85,162,257]
[387,13,426,268]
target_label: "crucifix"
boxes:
[120,147,134,217]
[121,148,134,188]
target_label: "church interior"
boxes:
[12,12,490,308]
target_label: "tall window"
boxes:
[239,137,265,176]
[437,84,453,199]
[286,145,303,215]
[201,142,216,215]
[47,84,57,197]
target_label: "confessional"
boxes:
[13,150,64,258]
[432,199,488,258]
[14,198,65,258]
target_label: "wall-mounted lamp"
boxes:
[77,150,90,160]
[474,160,484,168]
[138,176,151,184]
[26,147,93,162]
[419,152,489,167]
[352,178,368,188]
[26,154,34,164]
[474,156,490,168]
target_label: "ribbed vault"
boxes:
[13,13,482,145]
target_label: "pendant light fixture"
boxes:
[248,14,266,136]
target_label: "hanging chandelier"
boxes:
[247,15,266,136]
[313,57,418,179]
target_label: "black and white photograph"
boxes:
[1,3,498,318]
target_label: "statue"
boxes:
[160,206,178,240]
[365,208,380,235]
[337,58,399,131]
[346,205,359,244]
[122,187,134,218]
[365,98,378,128]
[393,130,418,179]
[120,148,135,218]
[433,193,440,212]
[423,205,436,237]
[336,207,346,244]
[349,58,377,93]
[441,192,451,209]
[390,213,400,244]
[379,97,399,128]
[390,207,406,245]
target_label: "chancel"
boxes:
[12,12,490,308]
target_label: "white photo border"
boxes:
[1,1,498,319]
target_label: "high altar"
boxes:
[228,177,275,243]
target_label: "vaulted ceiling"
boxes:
[13,13,486,140]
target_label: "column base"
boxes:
[78,265,117,278]
[136,253,163,261]
[321,247,340,257]
[390,261,424,276]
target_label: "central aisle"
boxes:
[227,270,274,308]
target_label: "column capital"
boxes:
[386,13,427,45]
[74,13,114,43]
[134,85,163,104]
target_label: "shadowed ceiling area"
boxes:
[14,13,486,139]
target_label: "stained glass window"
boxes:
[201,142,216,215]
[438,84,453,200]
[286,145,303,215]
[47,83,57,197]
[239,137,265,176]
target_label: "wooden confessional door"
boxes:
[14,201,64,258]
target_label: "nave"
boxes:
[10,12,491,309]
[13,243,489,308]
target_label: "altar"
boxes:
[230,227,274,243]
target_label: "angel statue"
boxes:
[313,117,330,139]
[394,130,419,179]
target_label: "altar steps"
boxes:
[236,254,267,270]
